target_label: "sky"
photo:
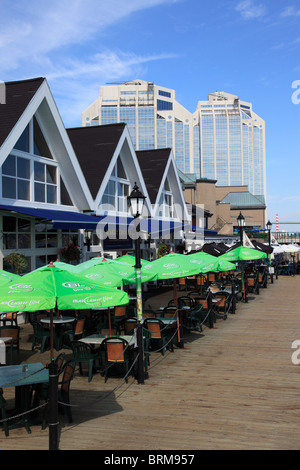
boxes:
[0,0,299,233]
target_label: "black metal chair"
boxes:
[0,388,9,436]
[71,341,101,382]
[30,320,53,353]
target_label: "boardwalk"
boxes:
[1,275,300,450]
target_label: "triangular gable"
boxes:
[0,77,94,211]
[67,124,152,216]
[137,148,190,221]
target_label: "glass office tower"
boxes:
[82,81,266,197]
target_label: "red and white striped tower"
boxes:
[276,214,279,232]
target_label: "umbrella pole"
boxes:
[108,308,112,337]
[173,279,183,349]
[50,309,54,361]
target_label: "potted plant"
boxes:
[3,253,27,274]
[60,242,82,264]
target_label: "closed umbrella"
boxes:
[0,263,129,359]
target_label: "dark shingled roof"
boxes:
[67,124,126,200]
[0,77,45,147]
[136,148,171,204]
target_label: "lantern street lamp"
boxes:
[237,212,247,302]
[237,212,245,245]
[127,182,147,384]
[266,220,273,283]
[266,220,272,246]
[84,229,93,252]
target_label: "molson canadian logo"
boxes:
[62,282,92,291]
[163,263,180,269]
[9,283,35,293]
[85,274,104,279]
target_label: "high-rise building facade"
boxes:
[82,80,266,197]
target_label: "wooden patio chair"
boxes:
[102,337,131,383]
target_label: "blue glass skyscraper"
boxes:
[82,81,266,198]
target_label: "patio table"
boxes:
[0,362,48,434]
[40,316,75,350]
[80,334,136,347]
[0,337,12,365]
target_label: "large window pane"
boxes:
[17,157,30,179]
[35,234,46,249]
[18,234,30,249]
[47,185,57,204]
[17,179,30,200]
[35,182,45,202]
[18,218,31,232]
[34,162,45,182]
[14,125,29,152]
[46,165,56,184]
[2,176,16,198]
[2,155,16,176]
[33,117,53,159]
[3,234,16,250]
[3,217,16,232]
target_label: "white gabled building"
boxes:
[0,78,191,270]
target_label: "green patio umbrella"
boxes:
[140,253,207,346]
[0,269,21,283]
[33,260,81,273]
[218,246,267,262]
[0,263,129,359]
[116,254,151,266]
[219,246,266,301]
[187,252,237,272]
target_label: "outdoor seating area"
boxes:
[0,242,299,450]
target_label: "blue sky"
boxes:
[0,0,299,232]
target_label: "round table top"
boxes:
[40,316,75,324]
[0,337,13,343]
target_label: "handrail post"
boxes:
[48,359,59,451]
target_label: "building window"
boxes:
[35,221,57,249]
[157,100,173,111]
[34,161,57,204]
[3,216,31,250]
[1,115,64,205]
[158,90,171,98]
[100,158,130,212]
[158,179,174,218]
[2,155,30,200]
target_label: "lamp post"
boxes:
[237,212,245,245]
[127,182,147,384]
[84,229,93,252]
[266,220,273,283]
[266,220,272,246]
[237,212,247,302]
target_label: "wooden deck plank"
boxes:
[1,275,300,450]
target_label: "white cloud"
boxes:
[0,0,180,126]
[280,6,300,17]
[236,0,266,20]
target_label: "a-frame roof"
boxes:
[136,148,171,205]
[0,77,45,148]
[67,123,126,200]
[0,77,94,211]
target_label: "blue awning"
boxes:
[0,205,218,238]
[0,205,102,229]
